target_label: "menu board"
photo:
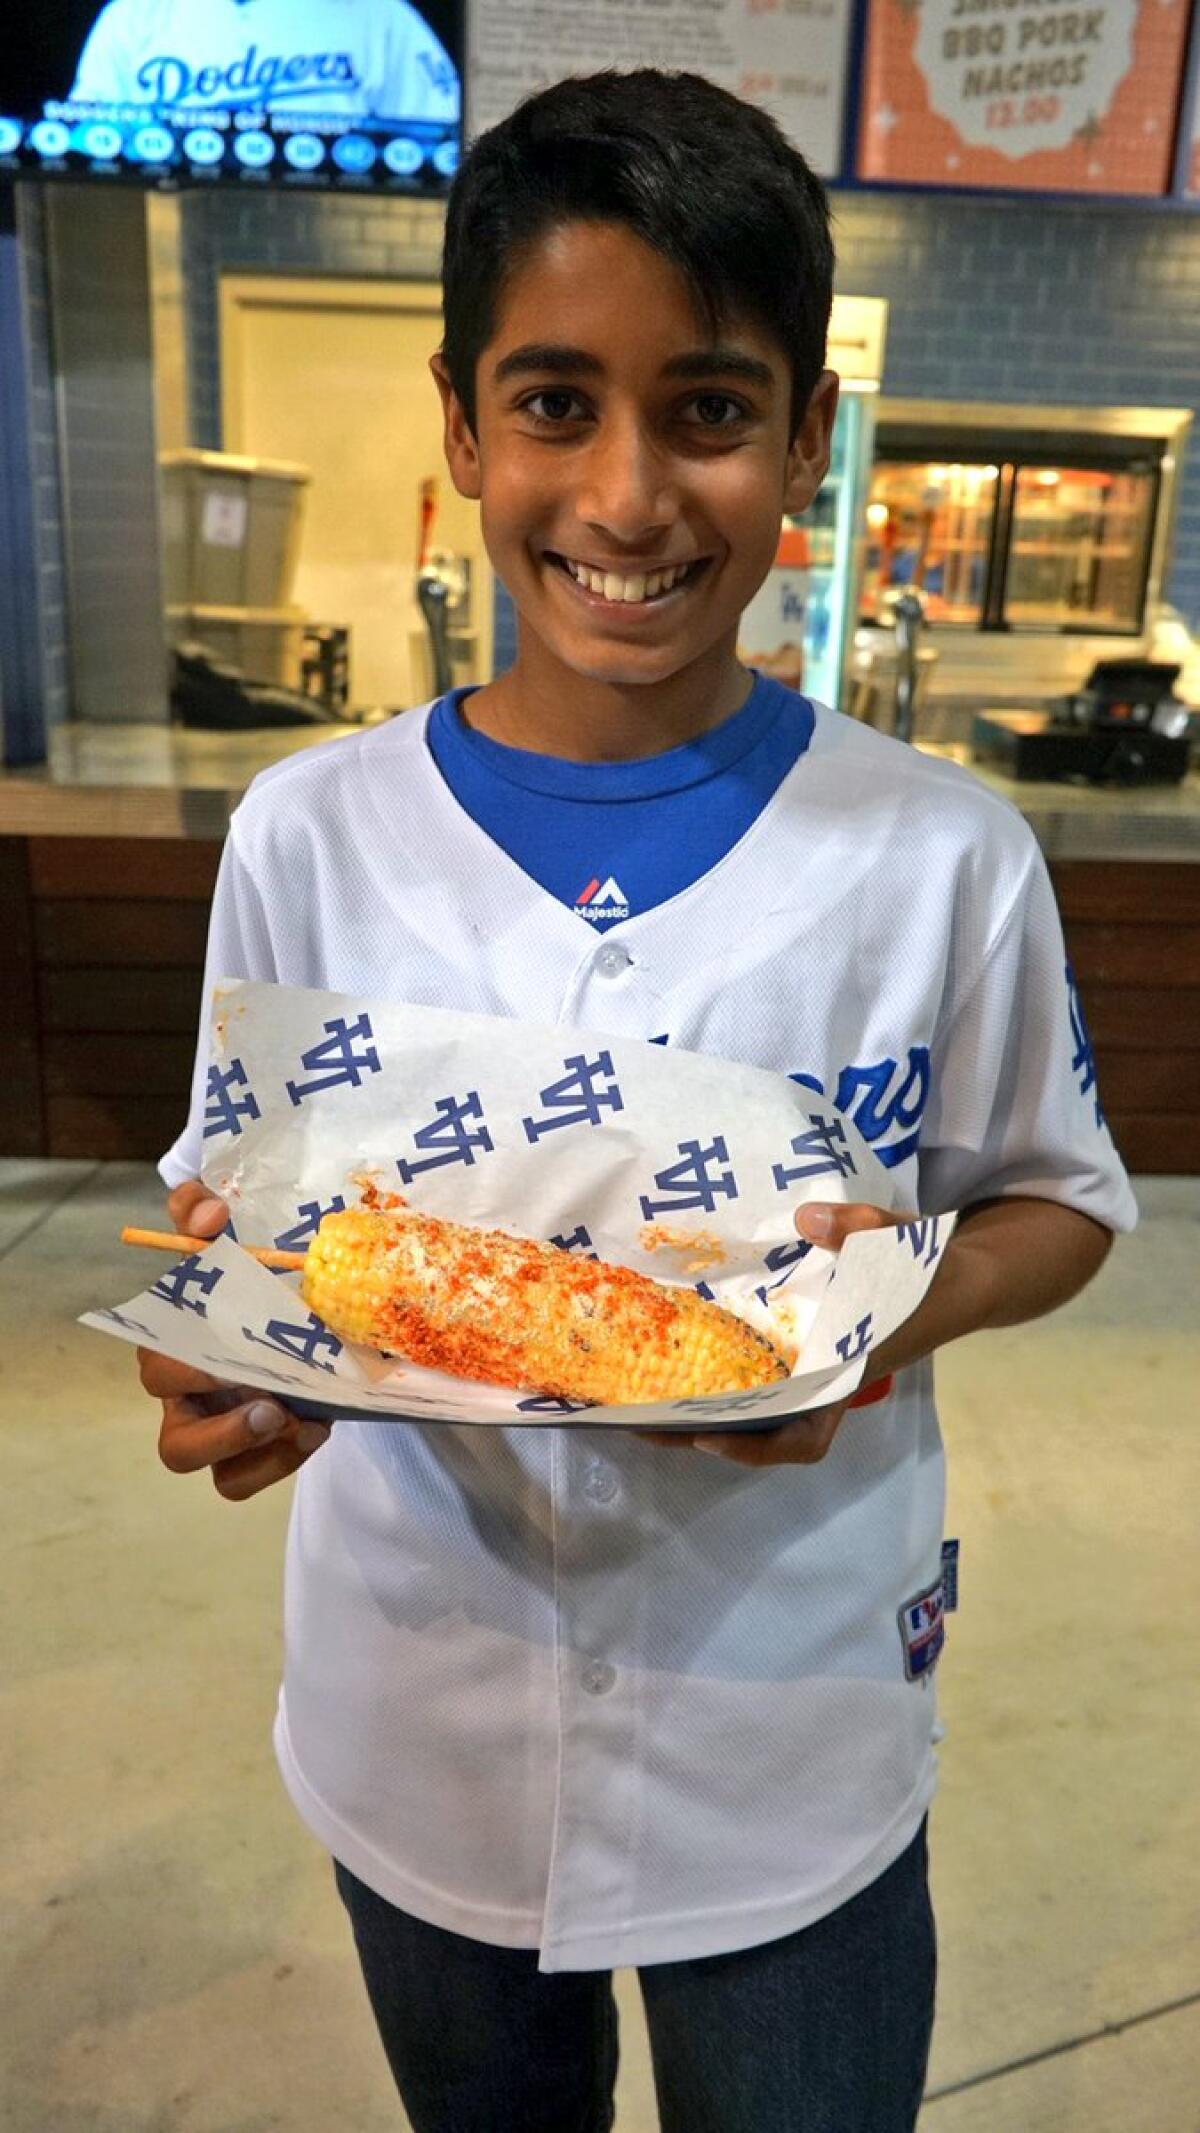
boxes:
[467,0,853,179]
[858,0,1191,195]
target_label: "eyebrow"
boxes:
[492,343,776,391]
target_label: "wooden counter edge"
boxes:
[0,783,238,840]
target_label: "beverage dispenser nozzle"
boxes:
[417,570,453,695]
[891,590,925,744]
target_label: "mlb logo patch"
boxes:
[898,1576,946,1682]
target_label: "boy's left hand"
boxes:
[637,1200,911,1467]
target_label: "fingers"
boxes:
[159,1390,317,1473]
[158,1388,330,1499]
[638,1399,850,1466]
[148,1181,326,1500]
[137,1345,227,1401]
[166,1177,230,1239]
[693,1400,849,1466]
[794,1201,918,1249]
[207,1432,330,1503]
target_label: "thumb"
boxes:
[168,1178,230,1238]
[794,1201,912,1250]
[190,1195,230,1236]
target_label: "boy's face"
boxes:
[432,220,837,697]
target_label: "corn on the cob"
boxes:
[301,1205,787,1405]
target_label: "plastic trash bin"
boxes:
[159,448,310,610]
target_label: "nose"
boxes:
[574,413,678,546]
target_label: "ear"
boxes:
[783,369,840,516]
[430,352,482,501]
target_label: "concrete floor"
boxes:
[2,1159,1197,2132]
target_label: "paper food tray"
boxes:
[85,980,953,1431]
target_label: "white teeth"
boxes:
[562,557,692,603]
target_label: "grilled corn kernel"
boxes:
[301,1206,787,1404]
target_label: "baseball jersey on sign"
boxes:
[70,0,460,121]
[162,694,1136,1973]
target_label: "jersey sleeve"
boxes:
[69,2,136,103]
[381,1,460,120]
[917,842,1137,1232]
[158,821,278,1191]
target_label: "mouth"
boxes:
[544,551,711,612]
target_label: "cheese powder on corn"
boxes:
[301,1205,787,1405]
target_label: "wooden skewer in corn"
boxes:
[122,1227,304,1269]
[121,1208,789,1405]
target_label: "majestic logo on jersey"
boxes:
[575,874,631,924]
[898,1575,946,1682]
[136,48,361,108]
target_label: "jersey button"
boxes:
[596,943,630,978]
[581,1660,616,1696]
[582,1461,618,1505]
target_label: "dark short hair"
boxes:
[441,69,834,440]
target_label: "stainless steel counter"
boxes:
[1,720,1198,861]
[0,721,355,839]
[918,743,1200,862]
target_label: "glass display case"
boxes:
[796,386,879,708]
[862,448,1159,639]
[737,297,887,709]
[861,460,998,627]
[854,402,1192,715]
[1004,466,1155,631]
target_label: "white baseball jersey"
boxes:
[70,0,459,121]
[161,699,1135,1973]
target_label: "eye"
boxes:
[519,388,588,425]
[688,393,750,428]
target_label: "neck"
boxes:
[461,635,754,763]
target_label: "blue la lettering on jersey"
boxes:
[425,674,814,931]
[1065,961,1105,1128]
[788,1053,932,1171]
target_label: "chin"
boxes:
[556,627,717,691]
[565,654,677,687]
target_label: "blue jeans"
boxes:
[334,1819,936,2132]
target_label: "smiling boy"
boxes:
[431,213,836,756]
[144,70,1135,2132]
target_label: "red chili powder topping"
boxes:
[354,1176,409,1214]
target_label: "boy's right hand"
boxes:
[138,1179,330,1501]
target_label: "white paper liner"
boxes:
[85,979,956,1432]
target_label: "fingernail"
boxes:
[193,1197,228,1233]
[694,1438,728,1457]
[797,1205,835,1241]
[246,1400,285,1439]
[296,1422,331,1455]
